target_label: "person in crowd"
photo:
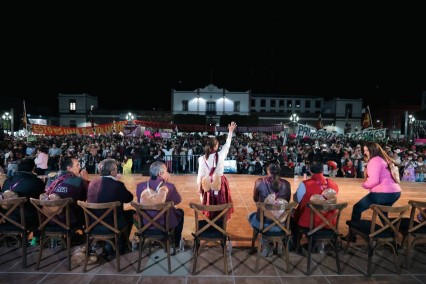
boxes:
[87,158,135,254]
[122,154,133,174]
[291,161,340,251]
[5,150,18,177]
[341,160,357,178]
[34,146,49,175]
[48,143,61,171]
[414,155,425,182]
[343,142,401,241]
[197,122,237,219]
[85,144,100,174]
[248,162,291,256]
[45,156,89,229]
[401,153,416,182]
[135,161,184,247]
[2,158,46,244]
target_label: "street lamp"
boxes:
[289,113,299,133]
[2,112,11,134]
[126,112,134,121]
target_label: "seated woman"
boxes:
[248,163,291,256]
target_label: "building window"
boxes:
[206,102,216,115]
[69,99,76,113]
[260,99,266,107]
[182,100,188,111]
[287,100,292,108]
[69,120,77,128]
[295,100,301,108]
[279,100,284,108]
[315,100,321,108]
[270,100,276,108]
[251,99,256,107]
[305,100,311,108]
[234,101,240,112]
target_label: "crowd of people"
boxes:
[1,124,425,259]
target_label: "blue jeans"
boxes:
[351,192,401,222]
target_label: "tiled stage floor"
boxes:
[1,174,426,283]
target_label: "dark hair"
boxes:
[267,163,281,193]
[310,162,324,174]
[60,156,74,171]
[204,137,218,159]
[18,158,35,172]
[364,142,395,163]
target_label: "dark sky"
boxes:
[3,7,425,114]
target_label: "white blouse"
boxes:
[197,132,233,187]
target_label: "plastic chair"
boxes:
[189,202,233,275]
[130,201,175,273]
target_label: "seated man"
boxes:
[45,156,89,229]
[135,161,184,247]
[291,161,340,251]
[87,158,135,254]
[2,158,45,241]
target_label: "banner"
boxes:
[123,124,141,137]
[216,125,285,133]
[32,121,127,136]
[346,128,387,141]
[295,125,387,141]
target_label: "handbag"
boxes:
[388,162,401,183]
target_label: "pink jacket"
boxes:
[363,156,401,193]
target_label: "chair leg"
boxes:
[191,239,199,274]
[137,239,144,273]
[36,235,45,270]
[307,236,313,275]
[406,235,412,269]
[83,237,90,273]
[284,238,291,274]
[67,233,71,271]
[222,239,228,275]
[115,235,121,272]
[334,239,341,274]
[255,237,262,273]
[367,240,374,277]
[22,232,27,269]
[250,231,258,254]
[167,240,171,274]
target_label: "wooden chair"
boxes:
[189,202,233,275]
[306,202,348,275]
[130,201,175,274]
[344,204,410,277]
[77,200,128,272]
[399,200,426,269]
[30,197,74,270]
[250,201,297,273]
[0,197,30,268]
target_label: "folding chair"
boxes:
[306,202,348,275]
[130,201,175,274]
[77,200,128,272]
[30,197,74,270]
[399,200,426,269]
[250,201,297,273]
[0,197,30,268]
[189,202,233,275]
[345,204,410,277]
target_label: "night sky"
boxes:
[2,7,425,114]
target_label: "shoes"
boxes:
[261,243,272,257]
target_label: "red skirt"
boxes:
[200,175,234,221]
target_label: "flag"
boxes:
[361,105,373,130]
[344,109,351,133]
[22,100,28,129]
[316,113,323,130]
